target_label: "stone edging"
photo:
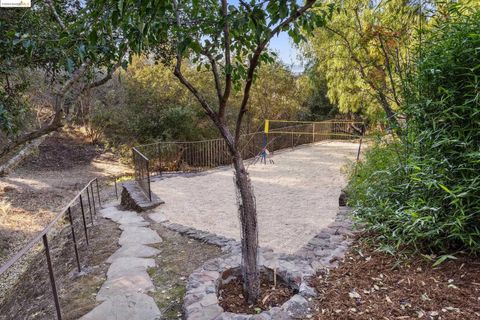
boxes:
[149,208,355,319]
[183,250,317,319]
[149,212,241,253]
[295,207,354,270]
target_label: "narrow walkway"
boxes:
[81,204,162,320]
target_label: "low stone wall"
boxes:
[183,250,317,319]
[150,206,355,319]
[120,181,164,212]
[295,207,354,270]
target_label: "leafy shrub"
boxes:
[348,6,480,254]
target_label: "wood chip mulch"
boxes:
[218,272,294,314]
[310,239,480,320]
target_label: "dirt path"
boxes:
[0,132,130,266]
[150,141,359,254]
[0,131,131,309]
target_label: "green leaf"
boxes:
[438,183,453,195]
[432,255,457,267]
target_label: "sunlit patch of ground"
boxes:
[150,141,360,253]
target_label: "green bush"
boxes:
[348,6,480,254]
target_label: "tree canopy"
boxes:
[306,0,420,124]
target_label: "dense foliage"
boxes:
[88,56,307,147]
[348,5,480,255]
[306,0,419,124]
[0,1,127,156]
[0,1,329,154]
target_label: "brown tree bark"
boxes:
[0,111,63,158]
[232,151,260,304]
[171,0,317,305]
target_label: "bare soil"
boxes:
[0,128,130,318]
[146,221,223,319]
[0,129,130,266]
[218,270,294,314]
[310,237,480,319]
[0,213,121,320]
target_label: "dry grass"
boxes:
[0,200,51,236]
[0,199,54,264]
[0,199,54,304]
[0,129,129,312]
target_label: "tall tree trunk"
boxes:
[232,151,260,304]
[378,91,398,128]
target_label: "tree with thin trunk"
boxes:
[92,0,331,303]
[306,0,422,127]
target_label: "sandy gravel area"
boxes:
[150,141,359,253]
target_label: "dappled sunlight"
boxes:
[0,200,54,266]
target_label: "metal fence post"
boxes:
[95,179,101,208]
[114,178,118,199]
[67,207,81,272]
[147,160,152,202]
[42,234,62,320]
[90,183,97,216]
[79,194,89,246]
[312,123,315,143]
[86,187,94,225]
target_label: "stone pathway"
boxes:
[81,204,163,320]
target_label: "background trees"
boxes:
[0,0,126,158]
[348,3,480,255]
[306,0,419,125]
[86,55,306,148]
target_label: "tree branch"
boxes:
[0,111,63,159]
[378,34,401,107]
[219,0,231,120]
[45,0,66,30]
[81,60,122,93]
[171,0,220,127]
[324,25,397,123]
[234,0,317,144]
[204,50,223,103]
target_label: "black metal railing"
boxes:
[132,120,364,201]
[132,147,152,201]
[0,178,102,320]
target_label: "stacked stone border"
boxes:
[120,181,164,212]
[148,207,355,319]
[295,207,354,270]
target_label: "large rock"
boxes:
[106,244,160,263]
[81,293,161,320]
[281,295,311,318]
[118,226,162,245]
